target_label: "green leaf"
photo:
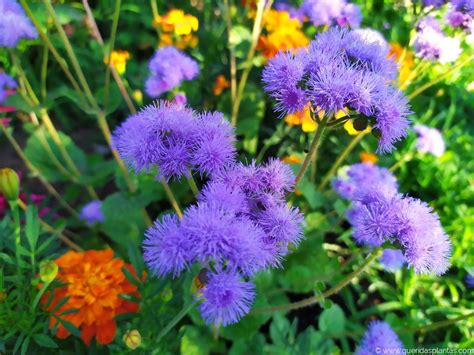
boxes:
[20,336,30,355]
[24,129,87,183]
[32,334,58,348]
[25,205,40,251]
[59,319,81,338]
[179,326,213,355]
[318,304,345,336]
[298,179,326,209]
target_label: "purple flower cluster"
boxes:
[333,163,451,275]
[300,0,362,28]
[79,200,104,225]
[262,28,411,153]
[0,0,38,48]
[421,0,447,8]
[413,124,446,157]
[0,73,17,104]
[274,1,306,22]
[143,158,304,326]
[356,321,404,355]
[466,272,474,288]
[380,249,406,272]
[446,0,474,32]
[414,16,462,63]
[145,46,199,98]
[112,101,236,181]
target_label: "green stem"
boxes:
[409,312,474,333]
[318,131,368,191]
[295,115,329,185]
[389,152,414,172]
[223,0,237,105]
[19,0,88,107]
[40,43,49,100]
[252,249,381,314]
[407,54,474,100]
[9,201,21,276]
[31,279,53,311]
[44,0,99,110]
[156,301,197,342]
[161,180,183,219]
[104,0,121,112]
[187,175,199,196]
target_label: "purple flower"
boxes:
[113,101,235,181]
[421,0,446,8]
[380,249,406,272]
[198,271,255,326]
[301,0,361,28]
[192,112,236,176]
[261,158,295,195]
[0,73,17,104]
[262,28,410,153]
[414,19,462,63]
[145,46,199,97]
[172,92,187,106]
[465,273,474,288]
[352,28,389,52]
[356,321,404,355]
[395,197,451,275]
[274,1,306,22]
[0,0,38,48]
[413,124,445,157]
[143,214,193,277]
[198,181,249,215]
[452,0,474,15]
[79,200,104,225]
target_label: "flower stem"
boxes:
[161,180,183,219]
[407,54,474,100]
[231,0,272,126]
[318,131,368,191]
[389,152,414,172]
[156,301,197,342]
[9,200,22,275]
[409,312,474,333]
[252,249,381,314]
[295,115,329,185]
[223,0,237,104]
[187,175,199,196]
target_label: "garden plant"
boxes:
[0,0,473,353]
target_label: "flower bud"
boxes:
[39,260,58,283]
[0,168,20,202]
[123,329,141,350]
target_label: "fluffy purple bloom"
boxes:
[113,101,235,181]
[198,181,249,214]
[274,1,306,22]
[452,0,474,15]
[79,200,104,225]
[421,0,446,7]
[380,249,406,272]
[332,163,399,202]
[145,46,199,97]
[198,271,255,326]
[0,73,17,104]
[395,197,451,275]
[413,124,446,157]
[0,0,38,48]
[301,0,361,28]
[172,92,187,106]
[263,28,410,153]
[143,214,193,277]
[192,112,236,176]
[356,321,404,355]
[352,28,389,52]
[262,158,295,195]
[414,19,462,63]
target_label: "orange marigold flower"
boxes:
[43,249,140,346]
[258,10,309,59]
[388,43,414,87]
[213,75,230,96]
[360,152,378,164]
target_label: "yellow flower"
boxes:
[213,75,230,96]
[104,50,130,75]
[389,43,414,87]
[282,155,302,164]
[285,106,347,133]
[360,152,378,164]
[258,10,309,59]
[154,9,199,49]
[123,330,142,350]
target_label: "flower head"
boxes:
[0,73,17,104]
[145,46,199,98]
[153,9,199,49]
[356,321,404,355]
[0,0,38,48]
[380,249,406,272]
[413,124,446,157]
[198,271,255,326]
[301,0,362,28]
[466,273,474,288]
[80,200,104,225]
[43,249,140,346]
[104,50,130,75]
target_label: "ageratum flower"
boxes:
[79,200,104,225]
[421,0,446,8]
[380,249,406,272]
[0,0,38,48]
[466,273,474,288]
[413,17,462,63]
[333,164,452,275]
[301,0,362,28]
[0,73,17,104]
[145,46,199,97]
[198,271,255,326]
[113,101,235,180]
[413,124,446,157]
[356,321,404,355]
[274,1,306,22]
[262,28,411,153]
